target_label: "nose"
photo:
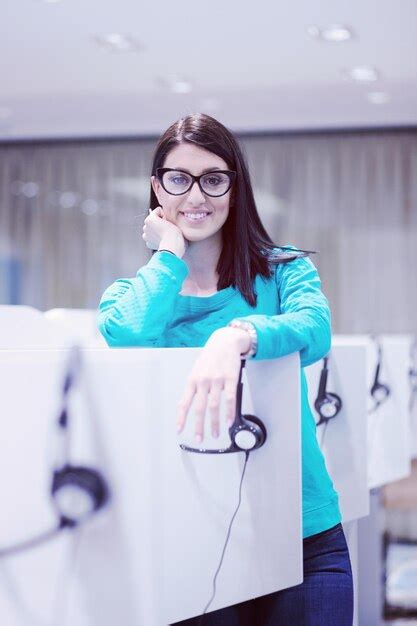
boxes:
[187,181,206,205]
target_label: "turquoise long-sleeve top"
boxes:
[97,247,341,538]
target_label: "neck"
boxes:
[182,232,222,289]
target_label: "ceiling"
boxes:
[1,0,417,140]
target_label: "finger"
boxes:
[224,377,238,426]
[207,379,224,438]
[177,380,197,434]
[192,379,210,442]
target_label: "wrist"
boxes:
[211,326,252,356]
[159,235,185,258]
[227,320,258,358]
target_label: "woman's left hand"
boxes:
[176,327,251,442]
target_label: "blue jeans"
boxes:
[172,522,354,626]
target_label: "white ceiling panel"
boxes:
[1,0,416,139]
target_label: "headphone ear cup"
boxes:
[326,392,342,417]
[51,465,109,525]
[315,392,342,421]
[371,382,390,403]
[241,414,267,448]
[327,392,342,416]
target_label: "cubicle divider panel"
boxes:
[367,335,411,488]
[0,347,303,625]
[304,342,369,523]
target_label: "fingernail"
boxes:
[195,434,202,443]
[177,423,183,433]
[213,429,219,438]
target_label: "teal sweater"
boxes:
[98,248,341,538]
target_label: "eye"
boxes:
[169,174,189,185]
[204,175,222,186]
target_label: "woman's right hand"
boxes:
[142,206,188,257]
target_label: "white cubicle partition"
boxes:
[368,334,412,488]
[0,305,71,348]
[304,342,369,523]
[334,335,411,489]
[0,305,106,350]
[0,347,302,625]
[44,308,107,348]
[369,335,412,488]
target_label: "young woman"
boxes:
[97,113,353,626]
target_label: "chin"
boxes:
[183,232,210,243]
[178,223,223,243]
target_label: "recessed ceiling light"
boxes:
[367,91,390,104]
[170,74,193,94]
[308,24,353,42]
[171,80,192,94]
[93,33,143,53]
[200,98,221,113]
[157,75,193,94]
[343,66,379,82]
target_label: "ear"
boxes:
[151,175,162,205]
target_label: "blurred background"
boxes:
[1,1,417,623]
[1,0,416,333]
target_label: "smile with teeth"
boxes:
[181,211,211,222]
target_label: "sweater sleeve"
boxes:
[97,250,189,347]
[234,249,331,367]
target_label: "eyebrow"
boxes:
[172,167,223,174]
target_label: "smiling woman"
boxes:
[146,114,313,304]
[97,113,353,626]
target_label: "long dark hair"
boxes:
[149,113,313,307]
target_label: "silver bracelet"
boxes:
[227,319,258,358]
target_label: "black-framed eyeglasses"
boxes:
[156,167,236,198]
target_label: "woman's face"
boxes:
[151,143,233,244]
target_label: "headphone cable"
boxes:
[198,450,250,625]
[49,525,83,626]
[0,519,71,559]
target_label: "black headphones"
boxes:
[314,355,343,426]
[180,360,267,454]
[369,336,391,413]
[0,346,109,558]
[409,337,417,413]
